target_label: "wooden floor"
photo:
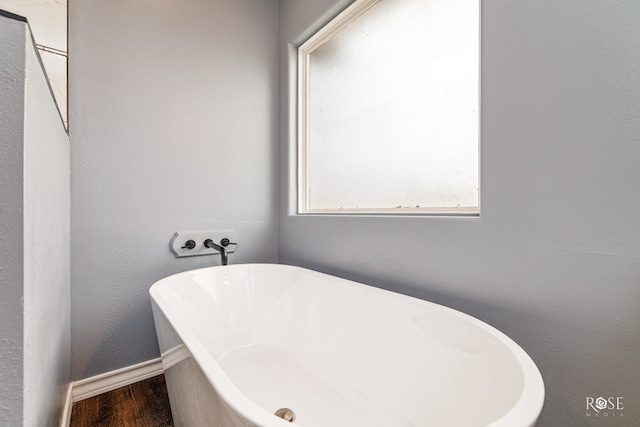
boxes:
[70,375,173,427]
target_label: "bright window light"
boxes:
[298,0,480,215]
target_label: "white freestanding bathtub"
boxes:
[150,264,544,427]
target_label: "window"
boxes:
[298,0,479,215]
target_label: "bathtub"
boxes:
[150,264,544,427]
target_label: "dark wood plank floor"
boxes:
[70,375,173,427]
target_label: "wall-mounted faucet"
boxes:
[203,238,237,266]
[169,230,239,259]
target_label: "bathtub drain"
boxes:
[274,408,295,422]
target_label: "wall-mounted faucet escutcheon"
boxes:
[169,230,239,258]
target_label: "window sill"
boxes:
[295,207,480,217]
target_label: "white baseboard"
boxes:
[59,383,74,427]
[72,357,163,402]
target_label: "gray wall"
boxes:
[278,1,640,426]
[0,12,70,426]
[22,17,71,425]
[0,14,26,425]
[69,0,279,379]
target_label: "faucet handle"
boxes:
[220,238,237,247]
[181,240,196,250]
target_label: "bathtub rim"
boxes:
[150,263,545,427]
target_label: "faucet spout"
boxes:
[204,239,228,265]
